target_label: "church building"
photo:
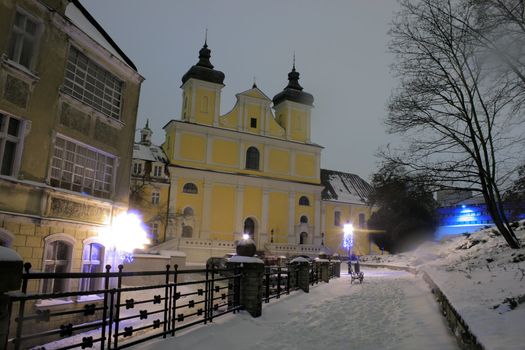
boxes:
[133,41,381,262]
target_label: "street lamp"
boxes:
[343,222,354,259]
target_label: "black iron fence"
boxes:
[4,260,339,350]
[6,263,241,350]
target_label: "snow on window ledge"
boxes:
[35,298,74,308]
[77,294,103,303]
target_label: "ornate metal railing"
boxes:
[6,263,241,350]
[262,265,297,303]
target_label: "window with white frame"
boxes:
[151,222,159,236]
[7,11,40,69]
[133,162,142,175]
[0,113,24,176]
[80,243,104,292]
[151,192,160,205]
[42,240,72,293]
[50,136,115,199]
[153,165,162,177]
[63,46,123,120]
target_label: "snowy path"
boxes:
[136,268,458,350]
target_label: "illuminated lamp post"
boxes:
[343,222,354,259]
[99,211,150,270]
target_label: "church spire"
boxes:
[181,31,225,85]
[286,53,303,91]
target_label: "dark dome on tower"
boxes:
[181,42,225,85]
[272,64,314,107]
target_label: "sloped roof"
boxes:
[321,169,373,205]
[65,0,137,71]
[133,143,168,163]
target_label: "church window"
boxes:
[300,215,308,224]
[182,225,193,238]
[244,218,255,240]
[201,96,209,113]
[183,183,198,194]
[334,211,341,226]
[245,147,260,170]
[183,207,194,217]
[250,118,257,128]
[299,196,310,206]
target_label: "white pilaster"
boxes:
[201,181,213,239]
[290,149,296,176]
[190,84,196,123]
[234,184,245,239]
[321,202,326,244]
[314,195,321,244]
[288,191,295,243]
[238,141,245,170]
[305,109,311,143]
[286,105,291,139]
[261,188,270,240]
[166,174,179,240]
[213,88,221,127]
[206,135,213,163]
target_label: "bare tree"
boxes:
[386,0,524,248]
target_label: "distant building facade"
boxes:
[436,190,525,237]
[0,0,143,287]
[133,42,380,262]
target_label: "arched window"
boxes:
[0,229,14,247]
[245,147,260,170]
[183,207,194,217]
[300,215,308,224]
[243,218,255,239]
[43,239,73,293]
[359,213,366,229]
[183,183,198,194]
[299,196,310,206]
[80,242,105,292]
[182,225,193,238]
[300,232,308,245]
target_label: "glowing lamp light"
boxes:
[343,223,354,249]
[99,212,150,254]
[242,233,250,240]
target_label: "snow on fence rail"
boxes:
[3,260,339,350]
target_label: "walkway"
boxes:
[136,268,458,350]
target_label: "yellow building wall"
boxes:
[176,178,204,216]
[243,186,262,222]
[219,107,239,129]
[268,148,290,175]
[323,202,380,256]
[290,109,307,142]
[245,103,261,133]
[194,87,216,125]
[268,192,289,243]
[211,139,239,166]
[179,133,206,161]
[295,194,315,225]
[210,185,235,240]
[295,153,315,177]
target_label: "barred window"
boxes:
[63,46,123,120]
[50,136,115,199]
[182,183,198,194]
[151,192,160,205]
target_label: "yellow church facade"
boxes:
[141,42,380,262]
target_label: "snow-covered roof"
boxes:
[65,1,137,71]
[133,143,168,163]
[321,169,373,205]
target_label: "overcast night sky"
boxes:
[81,0,399,180]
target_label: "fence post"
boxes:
[316,253,330,283]
[331,254,341,278]
[0,247,23,349]
[290,257,310,293]
[228,238,264,317]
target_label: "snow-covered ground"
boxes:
[135,268,457,350]
[362,222,525,350]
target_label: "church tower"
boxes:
[180,39,225,126]
[272,61,314,143]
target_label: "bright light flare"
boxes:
[99,212,150,253]
[242,233,250,240]
[343,223,354,249]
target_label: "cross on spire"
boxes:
[293,51,296,70]
[204,27,208,46]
